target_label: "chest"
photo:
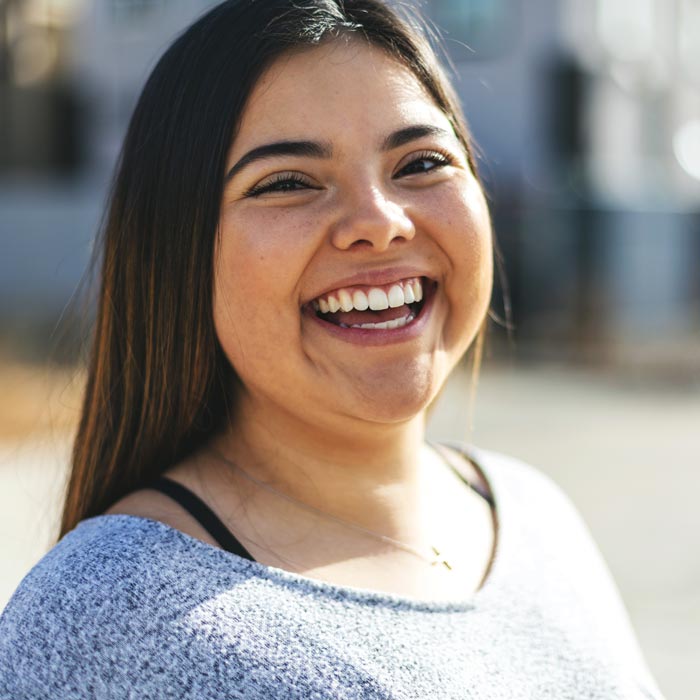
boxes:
[134,591,647,700]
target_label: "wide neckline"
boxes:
[84,444,504,612]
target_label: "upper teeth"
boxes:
[314,278,423,313]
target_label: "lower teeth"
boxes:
[339,313,415,330]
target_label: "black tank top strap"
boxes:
[146,477,256,562]
[431,442,495,507]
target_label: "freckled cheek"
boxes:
[417,188,493,325]
[215,210,320,321]
[222,208,322,257]
[418,188,492,263]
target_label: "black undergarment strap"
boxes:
[431,442,495,507]
[147,477,256,562]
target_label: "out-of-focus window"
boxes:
[427,0,519,60]
[596,0,657,64]
[107,0,163,24]
[556,0,700,202]
[679,0,700,84]
[0,0,87,176]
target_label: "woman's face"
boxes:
[214,40,492,430]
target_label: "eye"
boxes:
[244,173,318,198]
[395,150,455,178]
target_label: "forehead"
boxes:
[230,40,450,156]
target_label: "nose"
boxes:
[329,186,415,252]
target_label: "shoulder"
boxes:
[456,443,577,512]
[0,516,169,625]
[459,444,628,611]
[443,442,614,590]
[0,516,228,697]
[105,484,223,548]
[1,516,170,613]
[469,445,663,695]
[466,443,601,553]
[0,518,129,695]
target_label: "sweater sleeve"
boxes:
[0,521,266,700]
[566,511,665,699]
[0,566,84,699]
[0,546,137,699]
[492,450,666,700]
[0,522,197,700]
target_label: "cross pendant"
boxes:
[430,546,453,570]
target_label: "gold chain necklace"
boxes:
[211,449,454,570]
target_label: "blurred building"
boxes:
[1,0,699,368]
[428,0,700,366]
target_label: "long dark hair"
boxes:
[60,0,484,538]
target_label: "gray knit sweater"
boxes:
[0,447,664,699]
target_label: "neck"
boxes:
[207,395,434,538]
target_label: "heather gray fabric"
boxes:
[0,447,664,699]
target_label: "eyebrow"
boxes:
[224,124,454,181]
[381,124,453,151]
[225,140,331,182]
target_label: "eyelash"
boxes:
[398,149,454,176]
[243,173,311,198]
[243,149,455,198]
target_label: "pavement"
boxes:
[1,364,698,699]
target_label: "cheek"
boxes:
[449,191,493,313]
[418,181,492,273]
[219,207,296,264]
[215,209,311,300]
[212,251,293,388]
[418,183,493,342]
[212,210,317,358]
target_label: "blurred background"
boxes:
[1,0,698,697]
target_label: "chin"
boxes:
[347,358,447,425]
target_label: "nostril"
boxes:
[348,235,409,251]
[330,203,415,251]
[349,239,372,249]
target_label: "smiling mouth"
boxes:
[308,277,431,329]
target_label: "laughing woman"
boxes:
[0,1,664,698]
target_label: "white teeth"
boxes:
[352,290,369,311]
[412,280,423,302]
[387,285,404,308]
[368,288,389,311]
[314,278,425,313]
[338,289,354,313]
[350,313,415,330]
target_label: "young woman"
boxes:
[0,1,664,698]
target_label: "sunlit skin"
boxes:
[206,39,493,563]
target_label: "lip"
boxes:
[303,279,437,346]
[304,266,437,305]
